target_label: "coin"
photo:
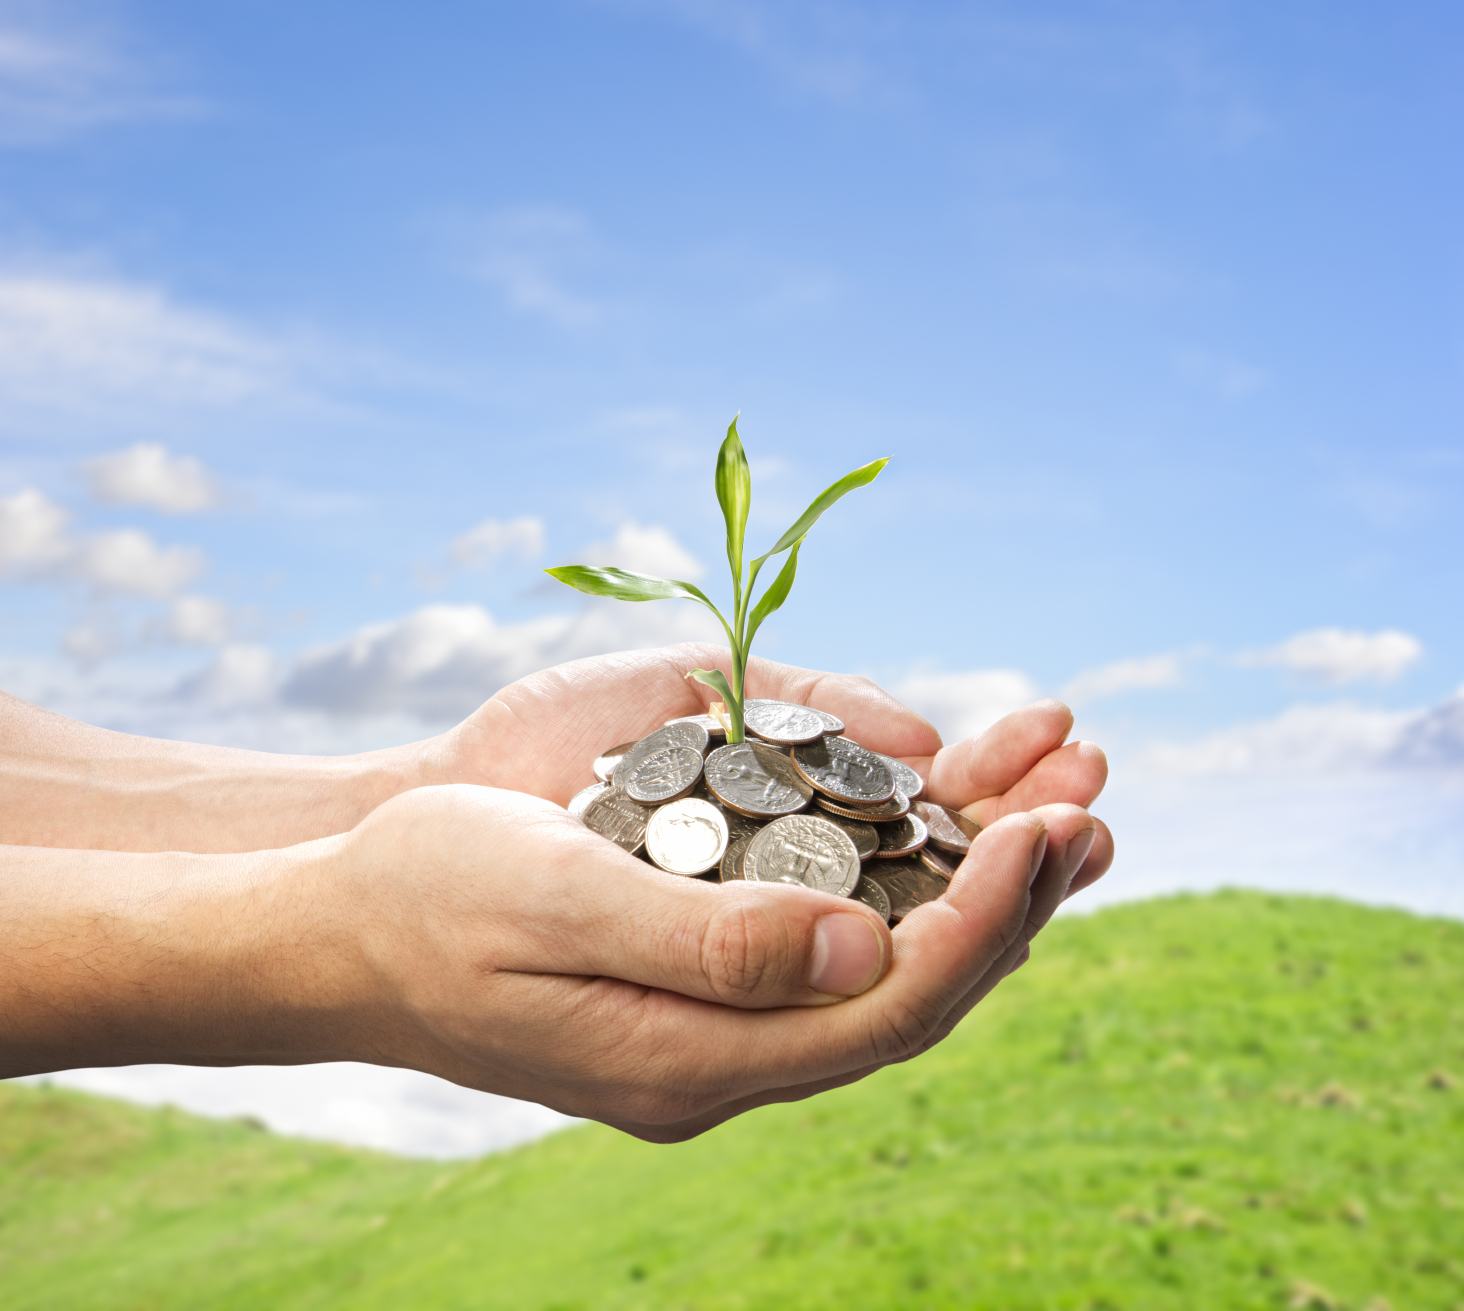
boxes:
[912,800,982,855]
[743,814,861,897]
[703,741,814,818]
[593,741,640,783]
[792,735,896,805]
[720,831,754,881]
[852,874,891,922]
[864,857,949,922]
[582,788,650,855]
[611,721,711,792]
[814,809,879,860]
[742,699,828,746]
[871,812,928,859]
[665,713,727,742]
[871,752,925,801]
[645,798,729,876]
[567,781,608,819]
[815,789,910,822]
[624,744,704,804]
[918,844,960,879]
[748,697,844,737]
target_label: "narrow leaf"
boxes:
[685,668,744,743]
[744,536,802,649]
[749,456,889,571]
[545,565,734,647]
[714,416,751,608]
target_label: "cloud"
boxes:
[575,521,705,579]
[448,515,545,569]
[1062,652,1187,706]
[83,443,221,513]
[0,487,204,597]
[1239,628,1423,685]
[467,207,601,327]
[891,668,1041,744]
[174,643,282,711]
[1140,688,1464,776]
[162,594,233,645]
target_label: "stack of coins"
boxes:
[567,698,983,925]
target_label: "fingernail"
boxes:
[809,913,886,997]
[1028,827,1049,885]
[1065,827,1097,882]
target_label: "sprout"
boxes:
[545,416,888,744]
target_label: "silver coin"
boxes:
[593,741,640,783]
[625,744,704,804]
[791,736,896,805]
[742,699,828,746]
[815,809,879,860]
[871,752,925,801]
[852,874,891,922]
[645,798,728,876]
[919,845,959,878]
[568,781,608,820]
[703,741,814,818]
[748,698,843,737]
[743,814,861,898]
[871,812,928,859]
[864,857,949,922]
[665,713,727,742]
[815,789,910,822]
[720,830,755,881]
[582,788,650,855]
[611,721,710,792]
[912,800,982,855]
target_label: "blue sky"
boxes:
[5,0,1463,1154]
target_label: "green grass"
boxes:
[3,891,1462,1311]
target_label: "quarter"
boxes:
[871,812,929,859]
[864,857,950,922]
[871,752,925,801]
[748,697,844,737]
[645,798,729,876]
[912,800,982,855]
[742,699,828,746]
[791,736,896,805]
[814,809,879,860]
[582,788,651,855]
[611,721,711,792]
[624,744,704,804]
[743,814,861,898]
[567,781,608,819]
[593,741,640,783]
[720,830,755,881]
[703,741,814,818]
[815,789,910,822]
[852,874,892,922]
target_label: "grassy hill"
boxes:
[3,891,1461,1311]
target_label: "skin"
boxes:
[0,643,1113,1142]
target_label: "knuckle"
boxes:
[868,994,940,1064]
[697,901,792,1004]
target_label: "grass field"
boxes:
[3,891,1462,1311]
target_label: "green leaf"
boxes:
[544,565,734,647]
[685,668,744,743]
[715,416,751,609]
[744,536,802,649]
[749,455,890,571]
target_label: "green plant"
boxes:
[544,417,888,743]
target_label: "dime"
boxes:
[872,752,925,801]
[582,788,650,855]
[665,713,726,742]
[567,781,608,819]
[871,812,928,859]
[743,814,861,898]
[912,800,982,855]
[748,697,844,736]
[852,873,891,922]
[814,809,879,860]
[864,857,949,922]
[624,744,704,804]
[918,844,960,879]
[611,722,710,792]
[593,741,640,784]
[742,699,827,746]
[791,736,896,806]
[720,831,754,881]
[645,798,728,876]
[703,741,814,818]
[815,789,910,822]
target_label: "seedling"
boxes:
[545,417,888,743]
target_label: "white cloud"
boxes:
[163,595,233,645]
[575,521,705,580]
[891,668,1041,745]
[1239,628,1422,685]
[175,643,282,711]
[0,487,204,597]
[469,207,601,327]
[449,515,545,568]
[1062,652,1186,706]
[1141,688,1464,776]
[83,443,220,513]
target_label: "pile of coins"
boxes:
[566,698,982,924]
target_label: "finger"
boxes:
[959,740,1109,826]
[1065,816,1114,897]
[925,700,1075,809]
[497,799,895,1010]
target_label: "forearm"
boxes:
[0,691,448,852]
[0,839,379,1078]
